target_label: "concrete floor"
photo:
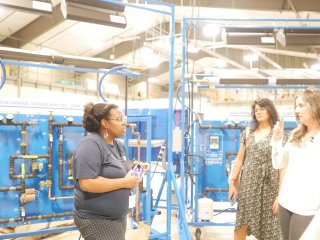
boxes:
[1,203,258,240]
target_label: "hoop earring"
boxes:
[104,128,109,139]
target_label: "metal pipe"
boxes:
[200,125,244,129]
[0,186,21,192]
[127,123,141,221]
[0,212,73,224]
[48,186,74,200]
[9,154,49,179]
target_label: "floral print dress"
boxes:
[235,129,282,240]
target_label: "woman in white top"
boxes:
[272,88,320,240]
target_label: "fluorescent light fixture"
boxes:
[203,25,220,37]
[110,14,126,25]
[261,36,275,44]
[0,0,52,15]
[61,0,127,28]
[243,54,258,62]
[268,76,277,85]
[32,0,52,12]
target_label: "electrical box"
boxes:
[209,136,219,149]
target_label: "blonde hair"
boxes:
[291,88,320,146]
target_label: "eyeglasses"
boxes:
[254,108,266,113]
[107,115,127,124]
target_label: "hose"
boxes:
[98,65,127,102]
[0,59,7,90]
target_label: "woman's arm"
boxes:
[229,143,246,182]
[79,172,140,193]
[228,142,246,200]
[271,138,289,169]
[271,118,289,169]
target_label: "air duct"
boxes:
[223,27,320,46]
[60,0,127,28]
[0,0,52,15]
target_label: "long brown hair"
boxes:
[291,88,320,146]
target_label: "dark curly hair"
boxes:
[250,98,279,131]
[82,102,118,132]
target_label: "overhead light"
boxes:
[0,0,52,15]
[223,27,320,46]
[203,25,220,37]
[60,0,127,28]
[268,76,277,85]
[261,36,275,44]
[32,0,51,12]
[243,54,258,62]
[276,29,286,47]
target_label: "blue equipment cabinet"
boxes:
[0,113,84,228]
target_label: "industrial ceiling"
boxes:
[1,0,320,98]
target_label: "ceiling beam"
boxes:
[0,4,65,48]
[95,35,146,60]
[94,21,180,60]
[0,46,121,69]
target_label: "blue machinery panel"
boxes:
[0,113,83,229]
[0,110,297,240]
[0,109,170,239]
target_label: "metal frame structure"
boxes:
[180,16,320,239]
[0,1,192,239]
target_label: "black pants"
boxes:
[279,204,314,240]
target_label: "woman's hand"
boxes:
[124,171,141,189]
[228,179,238,201]
[272,197,279,215]
[132,161,150,172]
[273,118,284,141]
[140,162,150,172]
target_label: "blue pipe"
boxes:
[0,226,78,240]
[0,59,7,90]
[186,24,320,30]
[197,85,320,89]
[184,17,320,22]
[97,0,171,15]
[2,60,139,77]
[98,65,127,102]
